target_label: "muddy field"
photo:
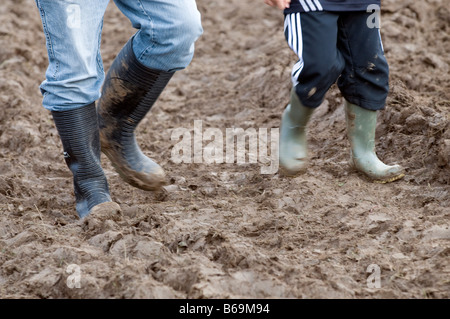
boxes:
[0,0,449,299]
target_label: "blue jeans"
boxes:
[35,0,203,111]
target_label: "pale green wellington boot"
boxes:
[279,88,315,176]
[345,101,405,183]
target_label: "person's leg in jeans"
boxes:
[97,0,203,191]
[337,11,405,182]
[35,0,120,218]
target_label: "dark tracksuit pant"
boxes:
[284,3,389,111]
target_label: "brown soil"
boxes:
[0,0,448,299]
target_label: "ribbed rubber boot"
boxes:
[279,88,315,176]
[52,103,116,218]
[98,39,174,191]
[345,101,405,183]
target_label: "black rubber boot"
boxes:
[52,103,115,218]
[98,39,174,191]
